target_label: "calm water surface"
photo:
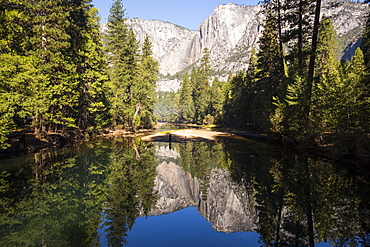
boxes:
[0,133,369,246]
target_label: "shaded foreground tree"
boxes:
[0,0,159,150]
[0,0,109,148]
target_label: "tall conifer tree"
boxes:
[193,48,211,124]
[255,10,286,131]
[311,16,340,139]
[106,0,132,127]
[179,73,195,122]
[137,35,159,128]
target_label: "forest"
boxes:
[0,0,158,150]
[0,0,369,165]
[156,0,370,165]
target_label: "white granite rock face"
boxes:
[126,19,197,76]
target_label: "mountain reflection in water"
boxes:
[0,136,369,246]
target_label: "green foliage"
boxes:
[137,35,159,128]
[208,78,225,123]
[211,1,367,162]
[154,91,179,122]
[0,0,113,149]
[177,48,226,125]
[255,10,286,132]
[223,71,255,128]
[179,73,195,122]
[105,1,158,130]
[0,54,39,148]
[0,138,157,246]
[192,48,212,124]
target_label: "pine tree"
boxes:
[261,0,286,76]
[0,0,113,149]
[310,15,340,139]
[192,48,211,124]
[223,49,258,129]
[282,0,315,75]
[255,10,286,132]
[361,7,370,105]
[341,48,369,139]
[179,73,195,122]
[106,0,157,130]
[76,6,110,132]
[305,0,322,128]
[208,78,224,124]
[26,0,82,135]
[105,0,139,129]
[136,35,159,128]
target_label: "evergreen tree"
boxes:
[137,35,159,128]
[305,0,322,128]
[25,0,81,135]
[105,0,128,127]
[105,0,157,130]
[255,10,286,132]
[208,78,224,124]
[311,15,340,139]
[361,7,370,115]
[223,49,257,129]
[0,3,34,148]
[362,7,370,71]
[261,0,286,76]
[223,72,250,128]
[179,73,195,122]
[339,48,369,150]
[72,3,110,132]
[192,48,211,124]
[0,0,110,149]
[282,0,315,75]
[105,0,140,129]
[0,54,43,149]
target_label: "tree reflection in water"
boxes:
[102,137,157,246]
[0,138,157,247]
[0,137,369,246]
[223,138,370,246]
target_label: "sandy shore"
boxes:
[141,129,233,143]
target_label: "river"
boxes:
[0,132,369,246]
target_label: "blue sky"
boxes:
[91,0,260,30]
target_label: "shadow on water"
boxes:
[0,135,369,246]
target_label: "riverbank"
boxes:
[0,128,154,158]
[1,125,369,171]
[141,127,369,170]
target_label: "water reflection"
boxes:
[223,138,370,246]
[152,141,257,234]
[152,139,370,246]
[0,138,157,247]
[0,137,369,246]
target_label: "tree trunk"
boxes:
[277,0,286,77]
[305,0,322,124]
